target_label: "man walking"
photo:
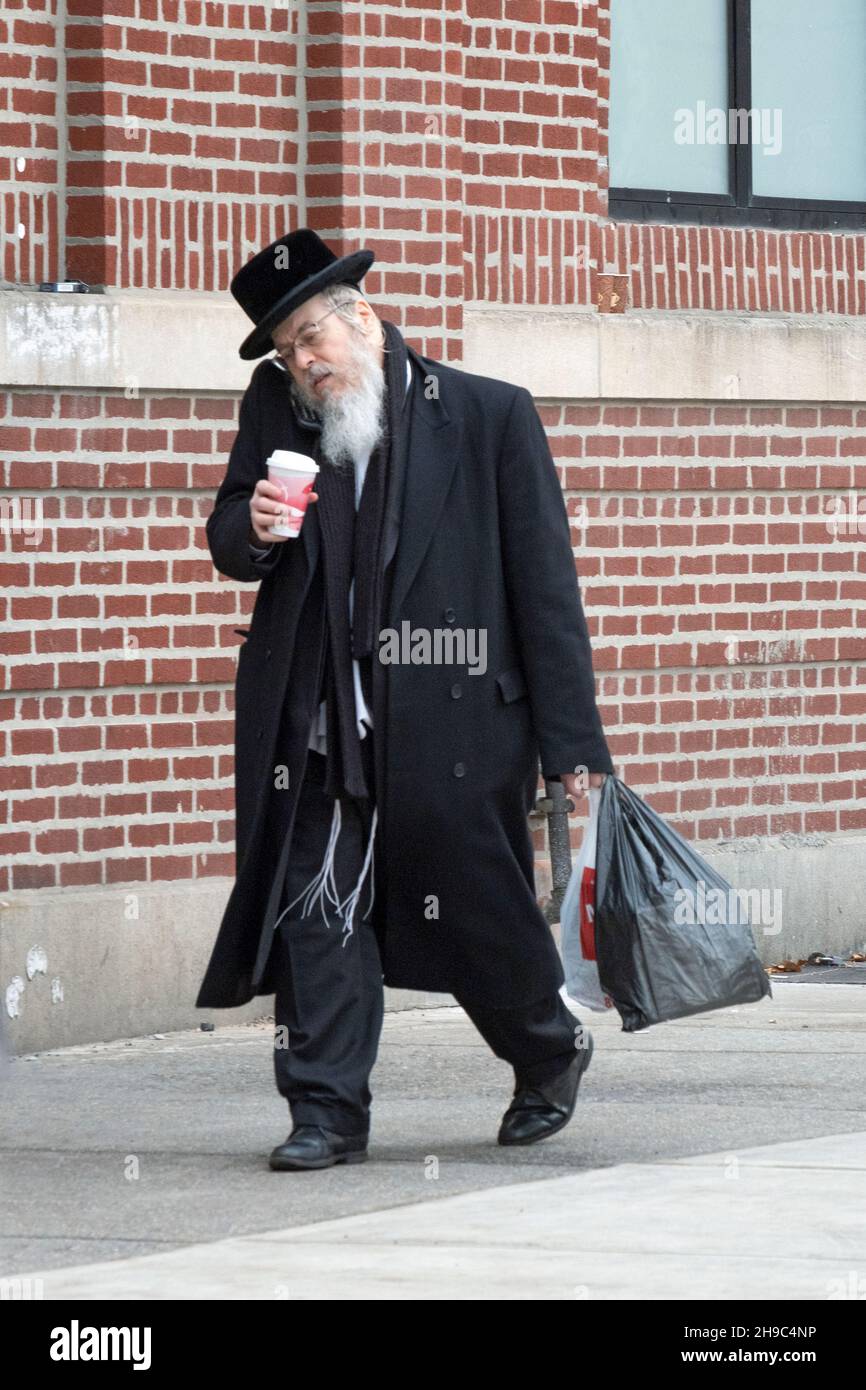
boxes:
[195,228,615,1170]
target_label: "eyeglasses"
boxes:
[271,302,355,363]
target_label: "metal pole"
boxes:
[532,766,575,925]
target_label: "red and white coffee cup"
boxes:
[266,450,320,538]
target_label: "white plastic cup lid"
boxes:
[267,450,319,475]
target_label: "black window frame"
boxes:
[608,0,866,232]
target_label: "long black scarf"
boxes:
[311,318,411,802]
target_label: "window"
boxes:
[608,0,866,230]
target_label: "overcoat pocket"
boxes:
[495,665,528,703]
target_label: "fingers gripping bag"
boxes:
[593,776,772,1032]
[560,787,616,1013]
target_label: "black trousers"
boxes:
[272,730,581,1137]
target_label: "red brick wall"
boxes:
[546,399,866,837]
[0,383,252,892]
[463,0,598,307]
[2,0,300,291]
[1,0,60,286]
[333,0,466,358]
[533,396,866,865]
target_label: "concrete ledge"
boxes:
[464,306,866,402]
[0,880,455,1056]
[3,832,866,1053]
[0,288,254,393]
[3,288,866,401]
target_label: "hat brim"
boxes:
[237,249,376,360]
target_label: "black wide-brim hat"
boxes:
[230,228,375,361]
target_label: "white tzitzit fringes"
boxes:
[361,810,377,921]
[335,806,378,946]
[277,799,344,929]
[271,799,378,940]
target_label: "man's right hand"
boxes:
[249,477,319,545]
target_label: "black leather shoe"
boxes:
[497,1033,594,1146]
[268,1123,369,1171]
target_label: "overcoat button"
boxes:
[265,648,272,661]
[257,727,264,741]
[444,607,456,622]
[451,683,462,698]
[453,761,465,777]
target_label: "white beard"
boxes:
[292,333,386,476]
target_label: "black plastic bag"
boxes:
[594,776,772,1031]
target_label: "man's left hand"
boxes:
[560,771,607,803]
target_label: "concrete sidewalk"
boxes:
[2,981,865,1299]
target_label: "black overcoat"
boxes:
[195,344,614,1010]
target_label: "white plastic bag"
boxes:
[560,786,615,1013]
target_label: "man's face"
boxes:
[271,291,387,471]
[271,292,372,410]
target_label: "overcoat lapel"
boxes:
[386,346,461,621]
